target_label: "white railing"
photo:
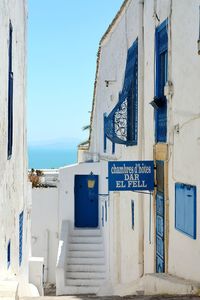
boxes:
[56,220,70,295]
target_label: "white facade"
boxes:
[54,0,200,296]
[32,187,59,284]
[0,0,32,294]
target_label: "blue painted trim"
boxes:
[175,183,197,239]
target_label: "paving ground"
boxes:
[22,296,200,300]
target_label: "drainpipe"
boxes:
[138,0,145,278]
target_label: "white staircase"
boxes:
[63,229,106,295]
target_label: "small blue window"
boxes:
[7,240,11,268]
[8,21,13,159]
[175,183,196,239]
[131,200,134,230]
[103,113,107,153]
[105,201,107,222]
[102,205,104,227]
[19,211,24,265]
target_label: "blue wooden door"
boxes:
[75,175,98,228]
[155,20,168,143]
[156,161,165,272]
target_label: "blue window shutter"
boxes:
[103,113,107,153]
[127,39,138,146]
[175,183,196,239]
[7,240,11,268]
[104,39,138,146]
[155,19,168,143]
[131,200,134,229]
[8,22,13,159]
[19,211,24,265]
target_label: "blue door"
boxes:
[155,19,168,143]
[75,175,99,228]
[156,161,165,272]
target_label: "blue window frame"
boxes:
[19,211,24,265]
[7,240,11,268]
[155,19,168,143]
[8,21,13,159]
[175,183,196,239]
[131,200,134,229]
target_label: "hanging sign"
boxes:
[108,161,154,191]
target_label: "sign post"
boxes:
[108,161,154,192]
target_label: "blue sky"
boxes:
[28,0,123,148]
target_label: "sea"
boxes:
[28,146,77,170]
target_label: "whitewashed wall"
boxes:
[0,0,30,285]
[89,0,200,289]
[32,188,59,284]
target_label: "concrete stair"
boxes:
[64,229,106,295]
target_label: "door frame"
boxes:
[154,144,169,273]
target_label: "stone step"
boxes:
[67,264,106,272]
[69,243,104,251]
[66,278,104,287]
[61,285,99,295]
[68,250,104,258]
[67,257,104,265]
[71,229,101,236]
[66,271,106,279]
[69,236,103,244]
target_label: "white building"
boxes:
[0,0,34,297]
[48,0,200,296]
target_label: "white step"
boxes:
[71,229,101,236]
[67,271,106,279]
[69,243,103,251]
[68,250,104,258]
[66,278,104,287]
[67,257,104,265]
[61,285,99,295]
[69,236,103,244]
[67,264,106,272]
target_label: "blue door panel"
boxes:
[156,193,164,216]
[156,255,164,273]
[156,215,164,237]
[156,162,165,273]
[75,175,98,228]
[156,235,164,259]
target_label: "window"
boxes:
[131,200,134,229]
[175,183,196,239]
[104,39,138,146]
[19,211,24,265]
[7,240,11,268]
[8,21,13,159]
[155,19,168,143]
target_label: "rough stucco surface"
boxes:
[0,0,30,284]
